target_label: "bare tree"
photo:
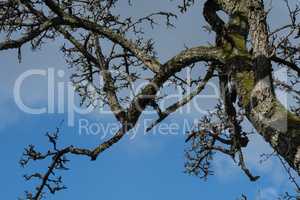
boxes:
[1,0,300,199]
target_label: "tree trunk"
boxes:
[212,0,300,174]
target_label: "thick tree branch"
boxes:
[238,0,300,175]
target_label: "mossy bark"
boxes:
[213,0,300,174]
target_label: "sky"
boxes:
[0,0,299,200]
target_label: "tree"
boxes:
[1,0,300,199]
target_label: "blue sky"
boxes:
[0,0,299,199]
